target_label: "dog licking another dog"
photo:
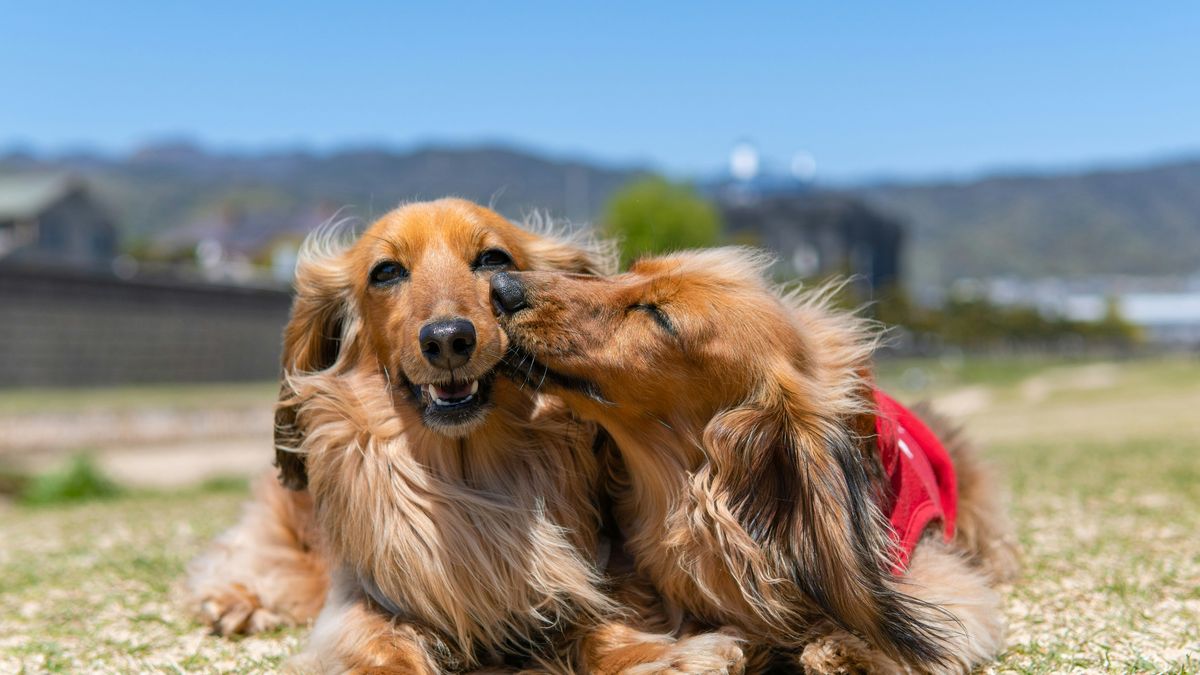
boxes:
[186,199,1018,674]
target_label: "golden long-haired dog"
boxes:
[186,200,746,673]
[491,248,1020,673]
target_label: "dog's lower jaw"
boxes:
[421,401,494,438]
[398,371,499,436]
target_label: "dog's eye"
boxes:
[369,261,408,286]
[474,248,514,270]
[630,303,677,336]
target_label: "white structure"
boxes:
[980,275,1200,346]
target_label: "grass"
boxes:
[1,357,1199,672]
[0,482,303,674]
[880,356,1200,673]
[18,454,123,506]
[876,352,1072,391]
[992,434,1199,673]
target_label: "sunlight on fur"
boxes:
[185,203,1016,674]
[185,200,747,673]
[495,246,1020,673]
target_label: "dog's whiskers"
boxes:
[521,363,534,390]
[378,360,394,391]
[516,352,535,390]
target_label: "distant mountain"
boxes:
[852,159,1200,288]
[4,142,1199,286]
[0,142,648,243]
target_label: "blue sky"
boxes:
[3,1,1198,180]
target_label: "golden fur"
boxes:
[186,200,746,673]
[494,247,1020,673]
[187,472,329,635]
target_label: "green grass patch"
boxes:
[194,474,253,494]
[876,353,1080,392]
[18,454,122,506]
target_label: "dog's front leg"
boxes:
[575,575,747,675]
[186,472,330,636]
[578,621,747,675]
[287,570,451,675]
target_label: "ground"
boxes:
[1,357,1198,673]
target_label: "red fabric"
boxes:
[873,389,957,573]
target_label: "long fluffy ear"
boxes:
[274,225,358,490]
[703,388,950,665]
[518,212,618,275]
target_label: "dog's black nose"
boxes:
[419,319,476,370]
[490,272,527,314]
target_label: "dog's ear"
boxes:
[273,388,309,491]
[703,387,948,665]
[274,241,355,491]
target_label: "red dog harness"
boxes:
[873,389,957,572]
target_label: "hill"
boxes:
[853,159,1200,287]
[0,142,646,244]
[4,143,1199,286]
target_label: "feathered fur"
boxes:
[497,247,1020,673]
[185,200,747,674]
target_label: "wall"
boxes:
[0,264,292,387]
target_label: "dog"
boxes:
[186,200,747,673]
[491,247,1020,673]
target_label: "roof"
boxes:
[152,203,340,257]
[0,173,78,220]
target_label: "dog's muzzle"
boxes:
[491,272,527,315]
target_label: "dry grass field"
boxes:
[1,357,1198,673]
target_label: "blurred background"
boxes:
[1,3,1198,671]
[2,0,1198,500]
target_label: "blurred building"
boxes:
[0,174,118,268]
[149,201,339,283]
[0,174,292,387]
[718,192,905,294]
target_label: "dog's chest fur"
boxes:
[301,393,610,659]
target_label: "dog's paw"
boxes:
[799,632,908,675]
[198,582,283,636]
[624,629,746,675]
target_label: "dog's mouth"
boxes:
[401,372,497,434]
[422,379,480,407]
[498,343,610,405]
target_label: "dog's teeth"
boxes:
[423,381,477,408]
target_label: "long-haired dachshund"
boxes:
[491,247,1020,673]
[186,200,746,673]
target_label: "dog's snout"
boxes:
[490,272,527,315]
[419,319,476,370]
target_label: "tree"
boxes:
[604,177,721,268]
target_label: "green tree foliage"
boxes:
[604,178,721,268]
